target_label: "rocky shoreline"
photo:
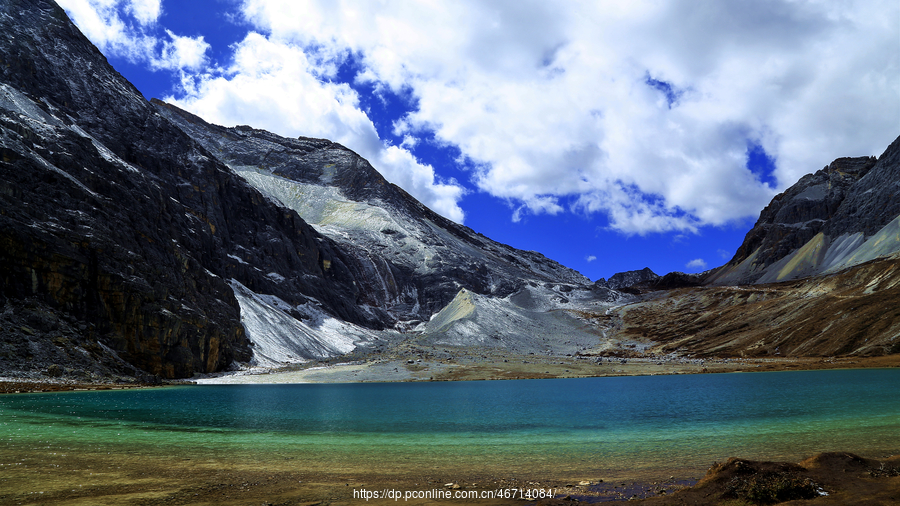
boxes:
[192,352,900,385]
[543,453,900,505]
[3,353,899,391]
[0,377,185,394]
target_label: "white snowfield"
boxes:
[227,280,376,368]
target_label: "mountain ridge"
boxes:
[1,0,390,378]
[0,0,607,381]
[152,98,595,319]
[707,137,900,285]
[1,0,898,384]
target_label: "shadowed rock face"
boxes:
[731,157,876,269]
[595,267,660,290]
[707,137,899,285]
[0,0,592,379]
[824,141,900,238]
[153,100,590,323]
[0,0,383,378]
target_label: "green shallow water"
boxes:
[2,369,899,478]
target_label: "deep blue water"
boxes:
[2,369,899,476]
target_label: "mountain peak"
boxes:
[595,267,659,289]
[1,2,599,380]
[707,136,900,285]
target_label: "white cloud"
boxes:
[233,0,898,235]
[59,0,900,235]
[57,0,148,59]
[686,258,707,270]
[152,30,210,71]
[125,0,161,26]
[57,0,208,71]
[167,33,466,222]
[585,255,597,263]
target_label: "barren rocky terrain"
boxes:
[603,254,900,360]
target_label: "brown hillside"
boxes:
[606,254,900,358]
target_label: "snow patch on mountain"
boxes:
[235,167,404,236]
[229,280,375,367]
[0,83,63,126]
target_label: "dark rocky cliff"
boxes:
[707,136,900,285]
[0,0,594,380]
[823,138,900,238]
[595,267,660,290]
[728,157,876,269]
[153,100,590,322]
[0,0,386,378]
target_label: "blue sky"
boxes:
[57,0,899,282]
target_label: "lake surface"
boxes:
[2,369,899,480]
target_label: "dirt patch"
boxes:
[0,448,667,506]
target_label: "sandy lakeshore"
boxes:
[3,353,899,392]
[3,353,898,392]
[192,353,900,385]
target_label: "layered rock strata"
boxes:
[708,138,899,285]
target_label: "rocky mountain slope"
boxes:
[592,136,900,361]
[0,0,611,381]
[148,104,628,370]
[152,101,595,323]
[608,254,900,358]
[1,1,897,384]
[595,267,660,290]
[0,0,384,379]
[707,139,900,285]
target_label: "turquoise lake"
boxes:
[2,369,899,480]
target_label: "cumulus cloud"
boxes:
[234,0,897,234]
[686,258,708,270]
[151,30,210,71]
[59,0,899,234]
[125,0,161,26]
[56,1,465,220]
[585,255,597,263]
[57,0,209,71]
